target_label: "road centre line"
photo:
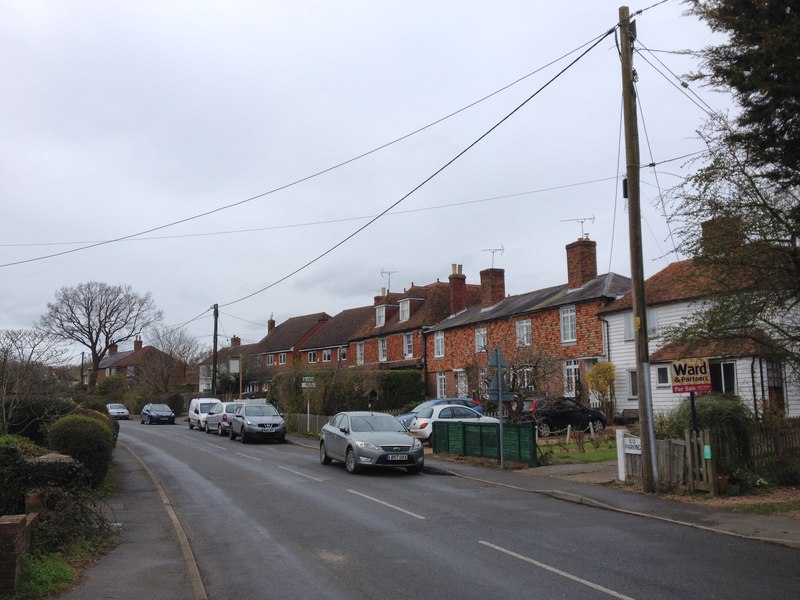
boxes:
[348,490,425,520]
[206,443,226,450]
[278,466,324,482]
[479,541,636,600]
[235,452,262,462]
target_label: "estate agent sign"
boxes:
[670,358,712,393]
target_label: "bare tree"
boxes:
[38,282,162,391]
[138,325,202,392]
[0,329,66,435]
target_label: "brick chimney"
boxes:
[374,287,387,306]
[479,268,505,308]
[231,335,241,347]
[449,264,467,314]
[109,342,118,356]
[267,316,276,334]
[134,336,143,352]
[566,236,597,289]
[701,217,745,256]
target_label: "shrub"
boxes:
[31,487,114,554]
[762,458,800,486]
[655,394,754,439]
[79,397,111,415]
[25,452,91,490]
[2,396,76,445]
[166,394,184,417]
[96,375,127,400]
[0,445,26,514]
[47,415,114,488]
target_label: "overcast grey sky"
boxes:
[1,1,733,356]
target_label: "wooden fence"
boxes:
[714,422,800,470]
[624,437,686,486]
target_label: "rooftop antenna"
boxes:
[381,269,398,292]
[560,215,595,237]
[482,244,504,268]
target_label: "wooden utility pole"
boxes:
[619,6,659,493]
[211,303,219,398]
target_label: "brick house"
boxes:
[298,305,375,369]
[347,268,482,373]
[425,237,630,401]
[94,336,189,392]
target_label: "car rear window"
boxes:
[200,403,217,412]
[417,408,434,418]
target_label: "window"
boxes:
[564,359,580,396]
[399,300,410,322]
[457,370,468,396]
[624,309,659,340]
[710,361,736,394]
[267,355,274,366]
[656,365,670,386]
[434,331,445,357]
[628,370,639,398]
[256,355,262,367]
[308,351,317,364]
[437,372,447,398]
[379,338,387,362]
[357,342,365,365]
[403,332,413,358]
[322,349,331,363]
[560,306,577,343]
[126,365,134,377]
[339,347,347,362]
[516,319,531,347]
[279,353,286,365]
[376,306,385,327]
[475,327,487,353]
[478,367,488,399]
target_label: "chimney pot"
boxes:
[449,265,468,314]
[479,268,505,308]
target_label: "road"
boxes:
[119,420,799,599]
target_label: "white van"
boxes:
[188,397,222,431]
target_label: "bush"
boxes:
[762,458,800,486]
[96,375,127,400]
[79,396,111,415]
[1,396,76,445]
[654,394,754,439]
[31,487,114,554]
[47,415,114,488]
[0,445,26,514]
[26,453,91,490]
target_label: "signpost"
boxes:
[302,376,315,432]
[670,358,712,431]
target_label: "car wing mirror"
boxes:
[339,426,349,434]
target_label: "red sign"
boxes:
[670,358,712,393]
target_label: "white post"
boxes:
[616,428,628,482]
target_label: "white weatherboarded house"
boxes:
[598,259,800,419]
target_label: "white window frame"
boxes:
[656,365,670,387]
[378,338,388,362]
[475,327,487,353]
[560,305,577,344]
[339,347,347,362]
[434,331,445,358]
[376,306,385,327]
[279,353,286,365]
[267,355,274,366]
[564,359,580,397]
[624,309,659,341]
[436,372,447,398]
[399,299,410,322]
[356,342,365,365]
[308,351,317,364]
[456,370,468,397]
[628,369,639,398]
[515,319,532,348]
[403,332,413,358]
[322,349,331,363]
[710,360,737,394]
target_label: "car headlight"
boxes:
[412,438,422,450]
[354,440,380,451]
[246,420,254,426]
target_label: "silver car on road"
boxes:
[319,411,424,474]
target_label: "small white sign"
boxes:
[623,436,642,455]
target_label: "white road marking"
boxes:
[235,452,262,462]
[278,466,324,482]
[206,443,226,450]
[347,490,425,520]
[479,541,636,600]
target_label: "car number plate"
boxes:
[387,454,408,461]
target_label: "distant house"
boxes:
[426,238,630,401]
[298,305,374,369]
[92,337,189,392]
[600,258,800,418]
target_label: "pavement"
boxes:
[54,433,800,600]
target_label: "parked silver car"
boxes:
[320,411,425,474]
[106,403,130,420]
[204,401,244,436]
[228,403,286,443]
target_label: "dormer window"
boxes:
[399,299,410,322]
[376,305,386,327]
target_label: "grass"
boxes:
[544,446,618,464]
[729,502,800,515]
[13,552,76,598]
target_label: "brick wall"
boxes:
[0,513,38,594]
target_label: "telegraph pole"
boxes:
[211,304,219,398]
[619,6,659,493]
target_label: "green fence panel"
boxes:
[431,421,536,466]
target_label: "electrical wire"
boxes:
[0,32,611,269]
[219,26,618,309]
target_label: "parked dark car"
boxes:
[320,411,424,474]
[396,397,484,429]
[229,403,286,443]
[522,397,606,437]
[140,403,175,425]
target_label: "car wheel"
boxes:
[188,421,194,430]
[240,429,247,444]
[407,463,423,474]
[140,417,145,424]
[537,421,552,437]
[229,427,237,441]
[217,424,224,436]
[345,448,358,474]
[589,418,605,433]
[320,442,332,465]
[146,416,151,425]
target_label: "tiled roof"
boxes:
[300,305,374,350]
[428,272,630,332]
[650,334,776,362]
[600,259,712,314]
[256,312,330,353]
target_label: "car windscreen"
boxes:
[244,404,278,417]
[109,404,126,410]
[150,404,171,411]
[350,415,406,433]
[200,403,218,412]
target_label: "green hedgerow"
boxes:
[47,415,114,488]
